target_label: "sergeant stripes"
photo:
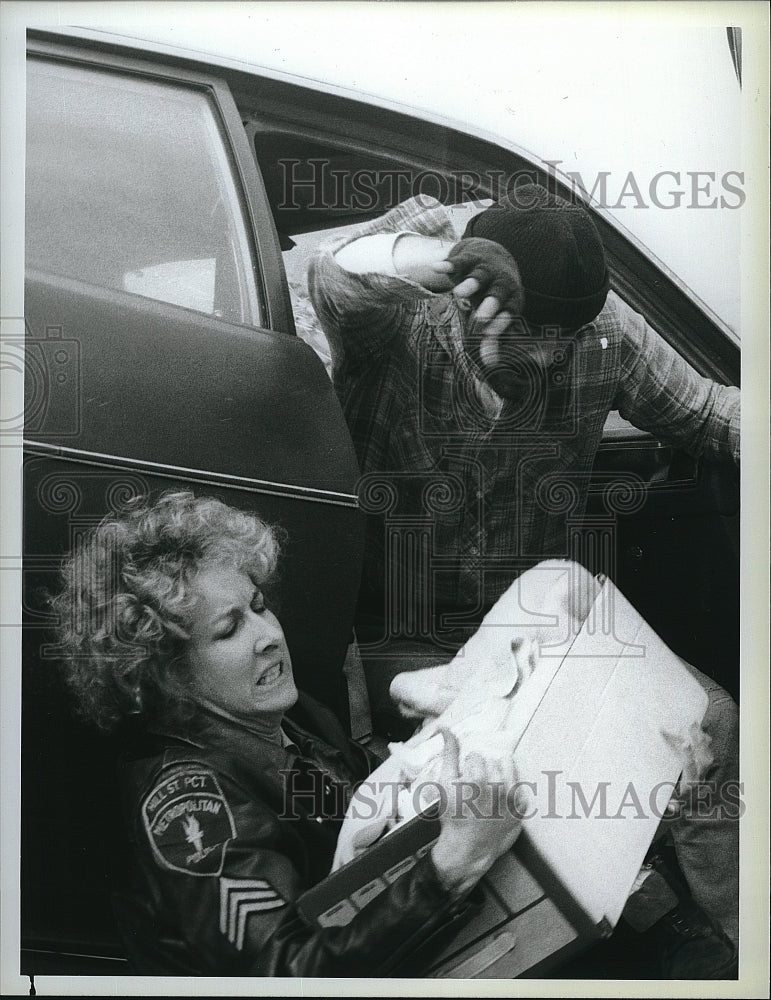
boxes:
[220,877,286,950]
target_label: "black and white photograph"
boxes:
[1,1,768,996]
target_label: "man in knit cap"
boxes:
[309,184,738,646]
[308,184,739,977]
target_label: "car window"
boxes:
[26,58,260,326]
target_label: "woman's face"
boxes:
[185,563,298,726]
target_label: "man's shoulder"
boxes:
[597,289,631,325]
[585,290,642,344]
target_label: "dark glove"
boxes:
[444,237,525,316]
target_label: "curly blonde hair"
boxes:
[54,491,282,732]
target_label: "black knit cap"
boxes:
[464,183,610,329]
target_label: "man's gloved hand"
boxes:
[434,236,547,401]
[439,237,525,320]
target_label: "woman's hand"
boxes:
[430,729,524,897]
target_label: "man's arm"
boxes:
[335,232,455,290]
[307,199,456,366]
[611,294,740,463]
[308,196,524,367]
[335,230,524,321]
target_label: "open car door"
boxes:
[22,36,363,973]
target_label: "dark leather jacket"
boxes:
[114,693,464,976]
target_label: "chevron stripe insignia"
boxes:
[220,878,287,949]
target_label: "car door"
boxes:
[22,35,364,973]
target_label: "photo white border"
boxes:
[1,2,768,997]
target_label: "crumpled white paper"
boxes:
[332,631,543,871]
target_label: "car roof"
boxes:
[26,10,744,333]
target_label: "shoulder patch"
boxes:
[142,766,237,877]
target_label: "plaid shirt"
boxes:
[308,196,740,642]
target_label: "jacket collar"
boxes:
[143,692,365,781]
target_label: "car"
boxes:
[8,14,753,983]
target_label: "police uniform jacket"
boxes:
[115,692,463,976]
